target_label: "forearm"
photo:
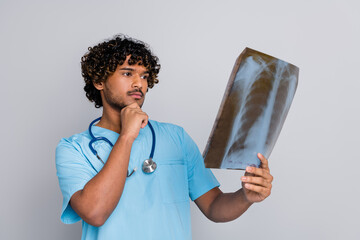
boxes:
[207,188,253,223]
[196,154,273,223]
[70,134,134,226]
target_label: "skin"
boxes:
[194,153,273,222]
[70,55,274,226]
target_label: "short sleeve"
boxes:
[55,138,95,224]
[182,129,220,201]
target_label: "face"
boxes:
[94,56,149,111]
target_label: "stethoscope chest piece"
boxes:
[142,159,157,174]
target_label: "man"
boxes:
[56,35,273,240]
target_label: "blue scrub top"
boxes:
[56,120,219,240]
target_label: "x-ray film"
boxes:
[203,48,299,169]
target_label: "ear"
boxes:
[93,81,104,91]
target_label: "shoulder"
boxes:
[55,130,91,161]
[148,120,185,136]
[148,120,197,148]
[148,120,190,149]
[57,130,90,148]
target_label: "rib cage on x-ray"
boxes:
[204,48,299,170]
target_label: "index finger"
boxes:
[141,114,149,129]
[258,153,270,171]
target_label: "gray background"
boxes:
[1,0,359,239]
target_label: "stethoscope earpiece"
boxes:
[88,117,157,176]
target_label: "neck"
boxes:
[96,106,122,134]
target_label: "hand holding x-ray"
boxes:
[241,153,273,203]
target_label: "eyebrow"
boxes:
[119,67,135,71]
[118,67,149,74]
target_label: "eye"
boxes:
[141,75,149,80]
[123,72,132,77]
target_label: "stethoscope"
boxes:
[88,117,157,176]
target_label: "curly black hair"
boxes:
[81,34,161,108]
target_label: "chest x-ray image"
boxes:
[204,48,299,170]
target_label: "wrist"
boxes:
[117,133,136,144]
[238,188,254,206]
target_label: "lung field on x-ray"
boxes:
[204,48,298,170]
[226,58,275,156]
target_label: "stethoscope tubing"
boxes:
[87,117,156,175]
[147,120,155,160]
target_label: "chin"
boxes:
[137,101,144,108]
[125,99,144,108]
[136,98,145,108]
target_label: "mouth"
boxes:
[128,90,144,99]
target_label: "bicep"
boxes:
[194,187,222,218]
[69,190,83,214]
[56,139,95,224]
[69,189,105,226]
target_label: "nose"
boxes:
[131,74,143,89]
